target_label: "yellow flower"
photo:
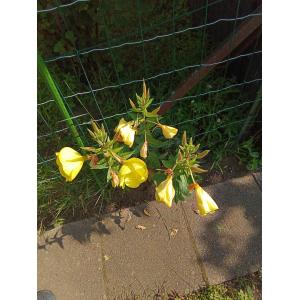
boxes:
[158,124,178,139]
[115,118,136,147]
[56,147,85,182]
[119,158,148,189]
[140,140,148,159]
[155,175,175,208]
[195,184,219,216]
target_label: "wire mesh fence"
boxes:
[37,0,262,186]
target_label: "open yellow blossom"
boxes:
[195,184,219,216]
[56,147,85,182]
[158,124,178,139]
[119,158,148,189]
[115,118,136,147]
[155,175,175,208]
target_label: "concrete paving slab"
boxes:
[100,201,205,299]
[181,174,262,285]
[38,218,108,300]
[38,174,262,299]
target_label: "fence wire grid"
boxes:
[37,0,262,185]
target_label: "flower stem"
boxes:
[189,168,196,184]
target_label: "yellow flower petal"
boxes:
[115,118,136,147]
[155,175,175,208]
[56,147,85,182]
[159,124,178,139]
[118,158,148,189]
[195,184,218,216]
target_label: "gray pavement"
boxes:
[38,173,262,299]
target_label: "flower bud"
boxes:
[111,170,120,188]
[140,140,148,159]
[89,154,99,167]
[177,150,183,161]
[129,98,136,109]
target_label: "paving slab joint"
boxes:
[98,234,109,300]
[251,172,262,191]
[180,202,210,287]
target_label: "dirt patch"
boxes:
[202,156,250,186]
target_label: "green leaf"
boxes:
[146,133,160,146]
[128,111,138,120]
[151,172,165,186]
[174,175,190,202]
[162,160,173,169]
[112,146,124,153]
[162,155,176,169]
[53,40,66,54]
[120,150,136,159]
[65,31,76,44]
[146,151,161,169]
[179,175,189,195]
[250,152,259,158]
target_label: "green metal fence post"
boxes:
[37,52,102,189]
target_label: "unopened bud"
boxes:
[110,151,124,164]
[111,170,119,188]
[165,168,173,176]
[191,165,207,173]
[89,154,99,167]
[140,141,148,159]
[129,98,136,109]
[178,150,183,161]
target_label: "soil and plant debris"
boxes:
[38,155,256,232]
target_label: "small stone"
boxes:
[135,225,146,230]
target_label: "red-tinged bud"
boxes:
[178,150,183,161]
[90,154,99,167]
[165,168,173,176]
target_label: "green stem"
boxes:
[37,52,102,189]
[37,52,83,147]
[189,168,196,184]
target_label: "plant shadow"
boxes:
[37,217,111,250]
[186,174,262,283]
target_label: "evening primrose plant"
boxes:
[56,82,218,216]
